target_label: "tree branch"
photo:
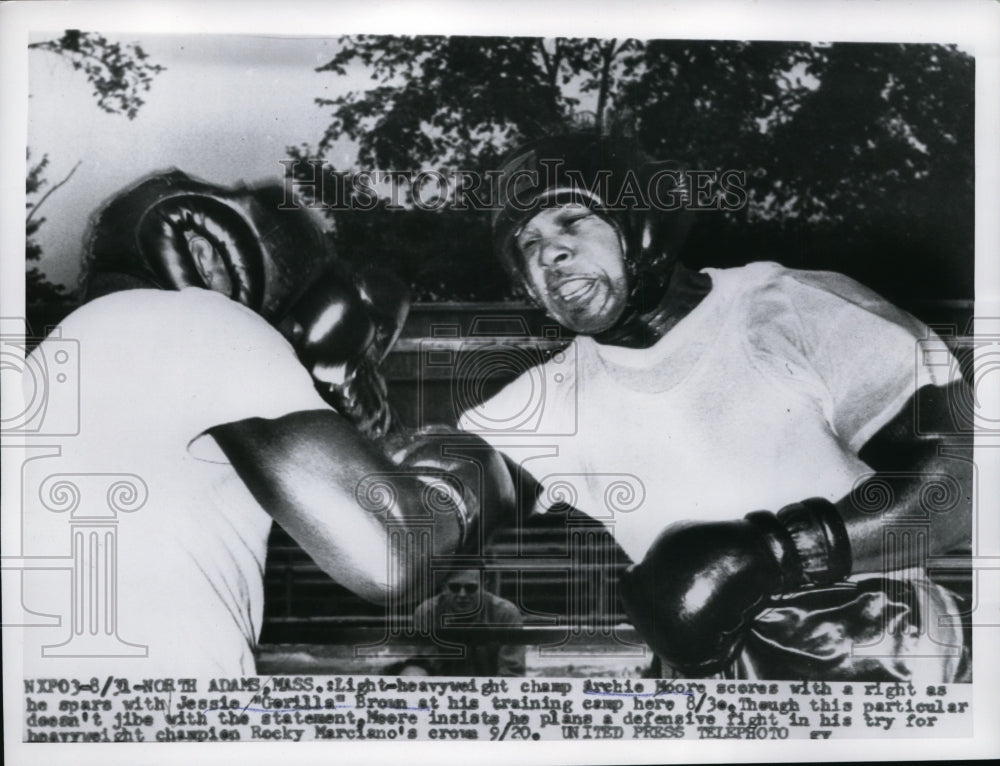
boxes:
[595,39,618,135]
[26,160,81,226]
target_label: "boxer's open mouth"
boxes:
[550,276,596,303]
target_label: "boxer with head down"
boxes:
[23,170,515,677]
[469,133,974,682]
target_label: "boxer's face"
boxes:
[189,231,234,296]
[516,204,628,334]
[441,570,481,613]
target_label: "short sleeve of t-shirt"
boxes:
[744,268,959,452]
[57,288,329,463]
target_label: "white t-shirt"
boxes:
[21,288,328,678]
[461,262,957,564]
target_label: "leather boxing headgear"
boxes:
[82,169,334,321]
[491,134,693,345]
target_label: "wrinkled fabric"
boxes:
[23,288,329,677]
[468,263,969,682]
[734,572,969,682]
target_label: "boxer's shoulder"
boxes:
[86,285,265,327]
[47,286,279,368]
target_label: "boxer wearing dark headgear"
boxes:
[491,133,704,347]
[82,169,326,315]
[22,170,515,677]
[81,169,407,440]
[465,133,972,681]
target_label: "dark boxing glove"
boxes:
[280,263,410,442]
[619,498,851,677]
[390,427,518,555]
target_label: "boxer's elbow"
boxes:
[310,549,393,606]
[334,557,425,608]
[312,528,432,607]
[351,577,393,606]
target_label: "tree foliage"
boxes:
[29,30,165,120]
[27,31,166,304]
[284,146,512,301]
[26,149,70,303]
[315,36,646,172]
[301,37,973,303]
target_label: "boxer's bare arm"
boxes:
[619,380,974,675]
[209,410,461,604]
[837,379,973,573]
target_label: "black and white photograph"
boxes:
[2,1,998,764]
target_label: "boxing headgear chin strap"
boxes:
[491,134,695,348]
[82,169,335,322]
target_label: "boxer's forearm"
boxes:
[210,410,461,603]
[835,451,972,573]
[618,381,974,675]
[838,380,973,574]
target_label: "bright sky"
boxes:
[28,33,363,290]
